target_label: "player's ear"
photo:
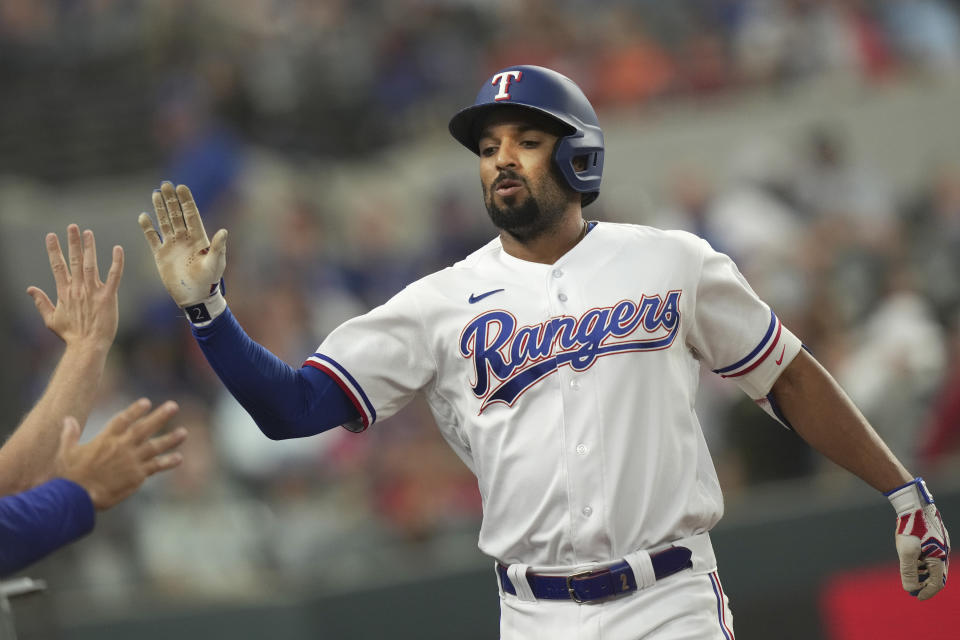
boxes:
[572,155,588,172]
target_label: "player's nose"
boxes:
[495,141,519,170]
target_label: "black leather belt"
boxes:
[497,546,693,603]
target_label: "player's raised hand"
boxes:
[26,225,124,351]
[139,182,228,320]
[887,478,950,600]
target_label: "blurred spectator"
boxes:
[135,400,270,599]
[833,274,947,469]
[590,9,676,106]
[781,0,895,82]
[881,0,960,73]
[705,137,805,273]
[919,314,960,469]
[676,26,736,97]
[423,189,492,273]
[367,398,482,544]
[795,124,897,242]
[340,201,421,308]
[653,165,717,240]
[151,74,244,230]
[731,0,795,85]
[903,161,960,324]
[262,201,366,338]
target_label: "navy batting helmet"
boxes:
[449,65,604,207]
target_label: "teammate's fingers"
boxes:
[104,245,124,295]
[153,189,173,241]
[26,286,55,322]
[129,400,179,444]
[161,181,186,237]
[143,451,184,476]
[138,212,162,253]
[139,426,188,462]
[66,224,82,287]
[45,232,70,292]
[176,184,208,242]
[105,398,153,436]
[82,229,100,290]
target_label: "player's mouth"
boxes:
[494,179,524,198]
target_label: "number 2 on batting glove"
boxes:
[886,478,950,600]
[139,182,228,325]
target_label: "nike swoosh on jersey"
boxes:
[775,345,786,365]
[468,289,505,304]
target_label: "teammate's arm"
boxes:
[139,182,359,439]
[771,349,950,601]
[0,227,124,494]
[1,400,186,576]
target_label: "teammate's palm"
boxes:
[138,182,227,307]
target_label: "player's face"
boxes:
[477,110,575,242]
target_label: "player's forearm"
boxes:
[0,343,109,494]
[191,307,358,438]
[770,349,912,493]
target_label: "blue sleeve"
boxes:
[191,307,360,439]
[0,478,95,576]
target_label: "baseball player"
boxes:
[140,65,950,638]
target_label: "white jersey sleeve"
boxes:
[304,285,435,432]
[686,238,802,400]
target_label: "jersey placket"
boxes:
[546,264,610,564]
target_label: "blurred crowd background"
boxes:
[2,0,960,635]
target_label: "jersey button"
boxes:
[552,268,564,278]
[582,506,593,517]
[569,379,580,390]
[576,443,588,455]
[558,293,568,302]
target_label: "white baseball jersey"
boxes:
[307,222,802,567]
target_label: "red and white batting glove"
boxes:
[886,478,950,600]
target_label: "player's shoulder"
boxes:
[595,221,708,255]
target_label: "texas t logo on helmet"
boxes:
[491,70,523,101]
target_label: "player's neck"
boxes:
[499,212,588,265]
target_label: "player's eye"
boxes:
[520,139,541,148]
[480,145,498,157]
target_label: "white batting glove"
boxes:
[886,478,950,600]
[138,182,228,325]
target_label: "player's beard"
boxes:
[483,167,571,243]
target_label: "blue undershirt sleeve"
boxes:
[0,478,95,576]
[190,307,360,439]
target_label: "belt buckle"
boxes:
[566,567,607,603]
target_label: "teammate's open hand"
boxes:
[139,182,227,308]
[26,225,123,351]
[55,398,187,511]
